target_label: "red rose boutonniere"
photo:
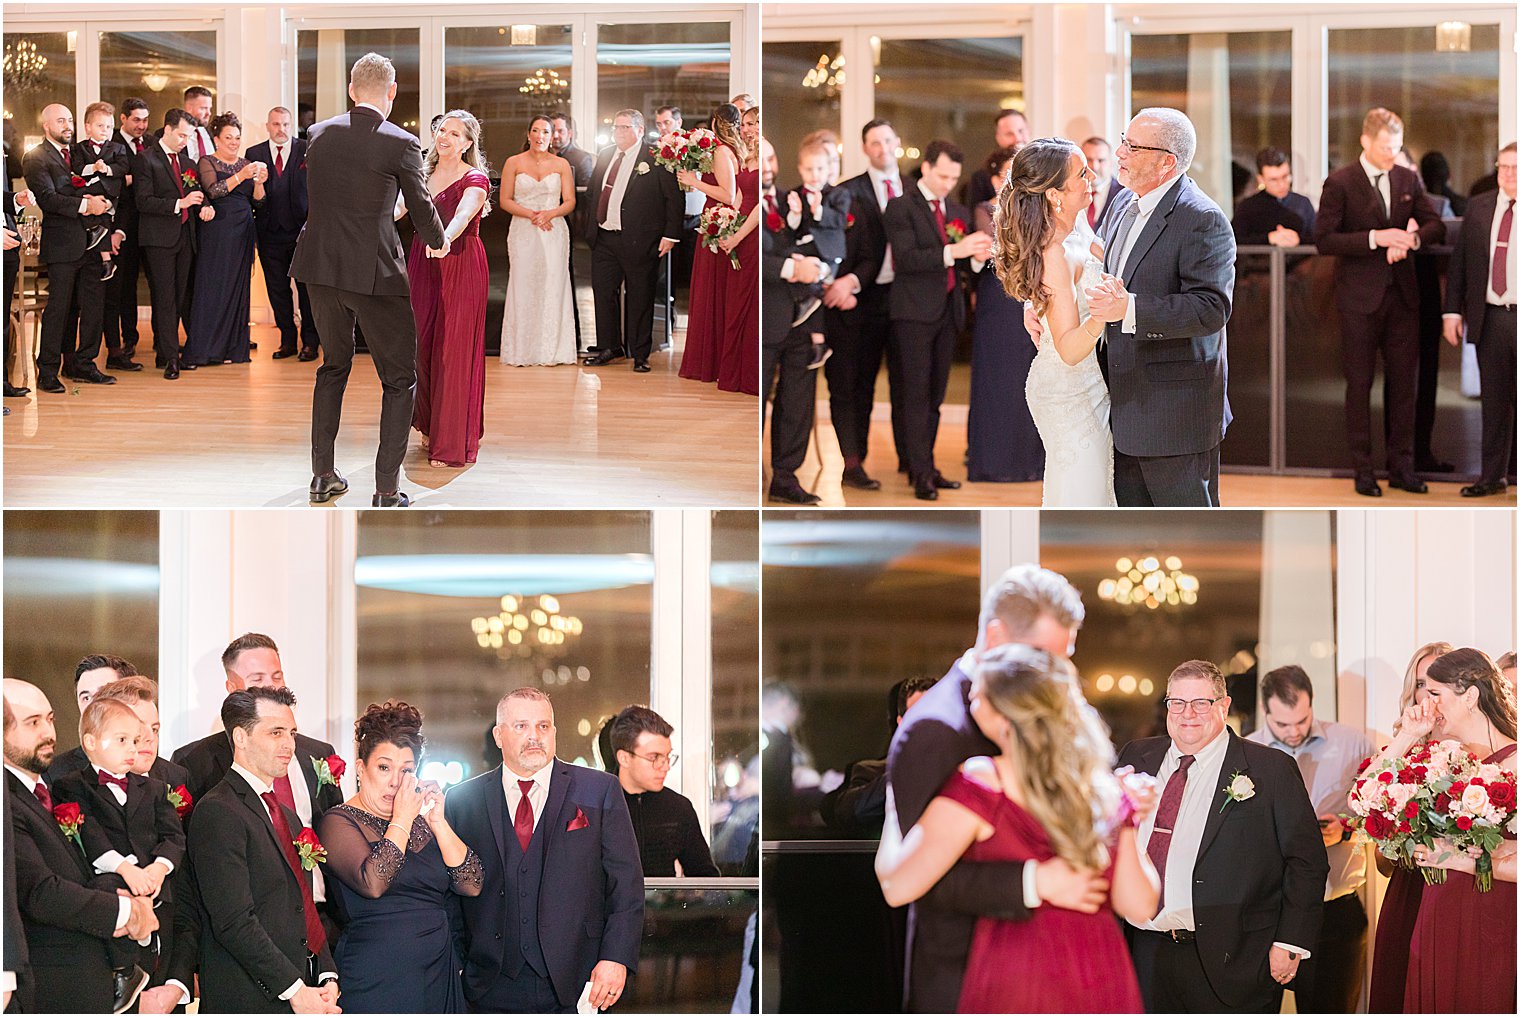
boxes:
[945,219,968,243]
[70,174,88,189]
[180,170,200,193]
[53,802,86,853]
[312,754,345,792]
[167,784,193,818]
[293,828,327,870]
[846,212,856,229]
[765,211,784,232]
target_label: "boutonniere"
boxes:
[312,754,345,792]
[293,828,327,870]
[846,212,856,229]
[766,211,784,233]
[179,169,200,193]
[53,802,86,853]
[567,807,589,832]
[69,174,88,189]
[636,162,650,176]
[945,218,968,243]
[1220,771,1256,813]
[167,784,193,818]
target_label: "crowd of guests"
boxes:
[2,633,748,1014]
[762,102,1515,503]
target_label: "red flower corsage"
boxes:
[293,828,327,870]
[70,174,87,189]
[945,218,968,243]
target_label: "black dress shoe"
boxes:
[111,964,149,1015]
[931,472,961,490]
[1388,476,1428,494]
[38,376,65,393]
[179,361,197,371]
[841,465,881,490]
[3,383,29,397]
[372,490,411,508]
[585,350,623,366]
[85,225,109,250]
[299,347,319,362]
[272,348,298,359]
[163,363,179,380]
[249,341,258,351]
[75,368,116,385]
[632,360,651,373]
[1353,474,1382,497]
[106,354,142,372]
[309,471,349,504]
[914,479,939,501]
[1460,481,1508,498]
[768,483,821,505]
[1416,456,1456,474]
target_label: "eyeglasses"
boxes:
[1497,161,1518,174]
[1118,135,1173,158]
[629,751,678,768]
[1162,696,1223,715]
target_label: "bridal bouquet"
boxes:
[699,204,745,269]
[654,128,717,190]
[1348,739,1518,891]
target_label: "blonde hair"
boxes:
[1395,641,1453,727]
[1362,107,1404,139]
[94,676,160,707]
[976,645,1118,870]
[80,697,141,744]
[350,52,396,101]
[425,109,491,217]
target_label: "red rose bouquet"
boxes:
[654,128,717,190]
[167,784,193,818]
[293,828,327,870]
[699,204,745,269]
[312,754,345,792]
[53,802,85,853]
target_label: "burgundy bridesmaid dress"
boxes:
[717,164,759,396]
[679,142,738,384]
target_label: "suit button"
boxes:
[499,890,505,898]
[495,933,501,940]
[520,890,527,898]
[521,917,528,924]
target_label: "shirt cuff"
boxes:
[779,259,796,281]
[942,245,955,267]
[1121,293,1138,334]
[970,256,987,274]
[115,896,132,933]
[1441,313,1462,321]
[279,980,304,1001]
[165,980,190,1005]
[661,236,680,245]
[318,973,338,985]
[96,850,131,874]
[154,856,175,874]
[2,971,15,993]
[1274,941,1312,960]
[1368,230,1378,250]
[1022,859,1042,910]
[78,198,90,214]
[845,273,861,295]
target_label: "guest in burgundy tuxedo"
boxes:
[103,98,153,371]
[1443,141,1516,497]
[1314,107,1446,498]
[186,687,340,1014]
[881,140,992,500]
[132,108,205,379]
[445,688,643,1014]
[247,107,321,361]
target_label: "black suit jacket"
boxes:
[3,792,32,1011]
[171,729,342,819]
[49,769,186,878]
[5,771,121,1014]
[131,143,197,250]
[762,196,803,350]
[1444,188,1508,342]
[290,106,444,296]
[45,745,190,792]
[885,658,1031,1013]
[833,171,891,293]
[882,187,974,330]
[1232,189,1315,246]
[69,138,129,209]
[246,139,310,239]
[586,144,684,250]
[22,141,90,264]
[445,761,644,1008]
[187,769,336,1013]
[4,164,23,272]
[560,143,596,190]
[1314,161,1445,314]
[1116,731,1328,1009]
[111,131,146,237]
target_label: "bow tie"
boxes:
[98,770,129,792]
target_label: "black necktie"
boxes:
[1374,173,1388,219]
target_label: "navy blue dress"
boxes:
[966,201,1044,482]
[184,156,258,365]
[317,804,484,1014]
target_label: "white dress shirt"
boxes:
[916,178,985,274]
[867,165,903,286]
[268,138,291,175]
[502,761,554,833]
[89,768,176,877]
[1116,171,1185,334]
[599,143,642,233]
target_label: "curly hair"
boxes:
[208,111,242,140]
[975,644,1118,870]
[991,137,1082,318]
[1425,648,1517,741]
[355,700,426,761]
[710,102,750,165]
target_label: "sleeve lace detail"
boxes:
[317,804,409,899]
[200,156,231,199]
[447,848,485,896]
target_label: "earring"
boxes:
[1054,200,1063,213]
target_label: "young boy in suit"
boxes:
[787,137,851,368]
[73,102,132,282]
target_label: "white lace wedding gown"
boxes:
[500,172,576,365]
[1025,229,1117,506]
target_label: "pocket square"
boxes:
[567,807,589,832]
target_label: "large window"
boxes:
[99,30,218,118]
[297,27,421,135]
[761,39,843,189]
[711,511,759,874]
[595,21,731,149]
[443,23,574,160]
[3,32,76,155]
[1130,30,1293,211]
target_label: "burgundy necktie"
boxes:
[1494,198,1513,298]
[260,791,327,956]
[97,770,129,793]
[274,146,285,177]
[170,151,188,223]
[931,198,955,293]
[272,773,298,813]
[765,192,778,218]
[514,780,536,851]
[597,151,626,226]
[34,781,52,812]
[1145,753,1195,914]
[1088,199,1098,229]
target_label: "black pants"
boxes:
[567,239,582,349]
[765,326,818,487]
[1131,929,1282,1014]
[140,232,192,369]
[1115,444,1221,506]
[103,235,141,352]
[825,285,905,468]
[3,252,17,383]
[1339,289,1418,478]
[1475,307,1517,484]
[891,296,958,483]
[591,229,658,364]
[37,253,104,381]
[257,232,320,353]
[306,283,418,492]
[467,964,572,1014]
[1288,893,1367,1014]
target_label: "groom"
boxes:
[1084,108,1235,507]
[291,52,447,508]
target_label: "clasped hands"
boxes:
[1375,218,1421,264]
[425,236,453,259]
[529,209,556,232]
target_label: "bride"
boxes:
[499,115,577,366]
[991,139,1126,506]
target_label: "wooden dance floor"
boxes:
[766,402,1516,508]
[4,324,758,507]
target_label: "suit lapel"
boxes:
[227,770,298,877]
[6,771,91,876]
[484,765,509,867]
[539,759,573,846]
[1121,177,1186,287]
[294,738,322,808]
[126,774,152,828]
[1102,191,1134,273]
[1195,731,1248,861]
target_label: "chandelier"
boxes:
[519,68,568,99]
[1435,21,1471,53]
[3,40,47,94]
[142,63,171,93]
[471,594,583,658]
[801,52,844,98]
[1097,555,1199,610]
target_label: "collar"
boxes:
[1266,720,1326,753]
[1359,154,1391,183]
[867,165,901,191]
[615,142,640,158]
[159,139,179,158]
[4,762,40,790]
[1166,724,1231,768]
[1135,170,1184,217]
[354,102,386,119]
[96,766,129,781]
[230,761,274,797]
[49,139,69,158]
[917,178,945,204]
[504,761,553,795]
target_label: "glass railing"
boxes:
[634,877,758,1013]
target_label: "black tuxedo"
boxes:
[291,105,446,493]
[3,792,32,1012]
[247,138,319,355]
[1117,731,1328,1012]
[586,144,683,363]
[885,659,1033,1012]
[23,140,106,381]
[881,187,975,484]
[170,729,341,818]
[103,130,150,353]
[1444,188,1517,485]
[5,771,122,1014]
[48,768,185,875]
[45,744,190,791]
[762,200,816,488]
[445,761,644,1012]
[187,769,336,1013]
[132,142,198,367]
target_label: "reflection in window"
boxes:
[761,511,981,839]
[297,28,421,137]
[353,511,652,789]
[761,40,842,189]
[634,886,757,1012]
[3,32,76,155]
[444,24,573,168]
[595,22,731,149]
[2,511,161,751]
[99,31,218,123]
[874,37,1022,180]
[1328,24,1500,194]
[1130,31,1292,211]
[711,512,759,874]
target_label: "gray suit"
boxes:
[1101,174,1235,506]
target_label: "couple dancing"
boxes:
[1001,108,1236,507]
[876,564,1326,1013]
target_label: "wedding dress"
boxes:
[500,172,576,365]
[1025,228,1117,506]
